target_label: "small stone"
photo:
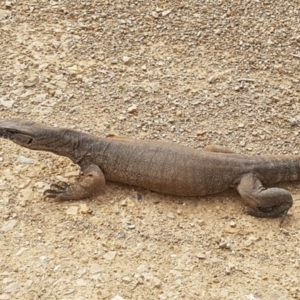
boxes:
[3,283,19,293]
[128,105,138,113]
[52,40,61,48]
[238,123,245,128]
[197,219,205,226]
[196,130,206,136]
[0,96,14,108]
[244,239,253,247]
[0,9,11,20]
[16,156,35,164]
[64,289,75,295]
[1,220,18,232]
[67,65,81,75]
[289,117,298,127]
[103,251,116,261]
[152,11,159,18]
[162,9,172,17]
[229,221,236,227]
[122,276,131,283]
[66,206,78,215]
[90,216,102,225]
[122,56,132,65]
[240,141,246,147]
[24,77,38,88]
[196,252,206,259]
[76,279,87,286]
[152,277,162,287]
[17,188,33,206]
[16,247,28,256]
[141,65,147,71]
[112,296,125,300]
[167,212,175,219]
[39,255,49,262]
[79,203,91,214]
[121,199,127,206]
[219,240,231,249]
[137,264,148,273]
[90,263,102,275]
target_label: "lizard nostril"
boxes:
[27,138,33,145]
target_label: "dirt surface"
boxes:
[1,1,300,299]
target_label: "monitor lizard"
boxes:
[0,119,298,221]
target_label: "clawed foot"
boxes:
[44,181,70,201]
[245,204,291,227]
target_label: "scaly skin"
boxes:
[0,119,298,221]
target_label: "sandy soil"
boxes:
[1,1,300,299]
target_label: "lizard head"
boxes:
[0,119,73,152]
[0,119,54,149]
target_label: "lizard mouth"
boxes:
[0,129,12,140]
[0,129,34,146]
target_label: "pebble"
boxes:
[137,264,148,273]
[112,296,125,300]
[76,279,87,286]
[0,9,10,20]
[162,9,172,17]
[229,221,236,227]
[128,105,138,113]
[122,276,131,283]
[103,251,116,261]
[3,282,19,293]
[16,247,28,256]
[196,252,206,259]
[289,117,298,127]
[89,263,102,275]
[66,206,78,215]
[64,289,75,295]
[0,96,14,108]
[52,40,61,48]
[17,188,34,206]
[122,56,132,65]
[167,212,175,219]
[16,156,35,164]
[5,1,11,8]
[152,277,162,288]
[1,220,18,232]
[24,77,38,87]
[79,203,91,214]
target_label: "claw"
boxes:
[50,182,69,190]
[44,181,69,200]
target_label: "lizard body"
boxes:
[0,119,298,219]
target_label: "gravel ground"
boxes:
[1,1,300,299]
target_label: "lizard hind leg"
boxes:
[236,173,293,220]
[44,164,106,201]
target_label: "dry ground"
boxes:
[1,1,300,299]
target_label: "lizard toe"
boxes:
[44,188,65,198]
[50,182,69,191]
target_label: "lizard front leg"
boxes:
[236,173,293,221]
[44,164,106,201]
